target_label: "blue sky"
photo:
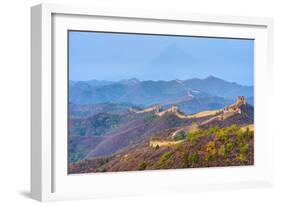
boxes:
[69,31,254,86]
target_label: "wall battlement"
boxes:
[130,96,246,120]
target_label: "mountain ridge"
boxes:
[69,76,253,105]
[69,97,253,163]
[69,98,254,173]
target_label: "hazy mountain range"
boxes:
[69,76,253,115]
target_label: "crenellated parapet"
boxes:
[130,96,247,120]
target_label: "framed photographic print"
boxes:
[31,3,274,201]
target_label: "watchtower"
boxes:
[154,105,162,113]
[236,96,246,105]
[171,105,179,113]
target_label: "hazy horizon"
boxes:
[69,75,253,87]
[69,31,254,86]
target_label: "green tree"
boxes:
[189,153,199,164]
[240,143,249,155]
[218,145,226,157]
[205,141,217,155]
[174,130,186,141]
[159,152,172,165]
[183,152,189,167]
[236,129,245,142]
[226,142,234,153]
[138,161,148,170]
[183,152,199,166]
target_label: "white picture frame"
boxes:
[31,3,274,202]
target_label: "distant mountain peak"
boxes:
[204,75,240,86]
[128,78,140,82]
[159,44,192,60]
[119,78,140,85]
[175,79,184,84]
[205,75,221,81]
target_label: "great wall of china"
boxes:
[130,96,246,120]
[135,96,247,148]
